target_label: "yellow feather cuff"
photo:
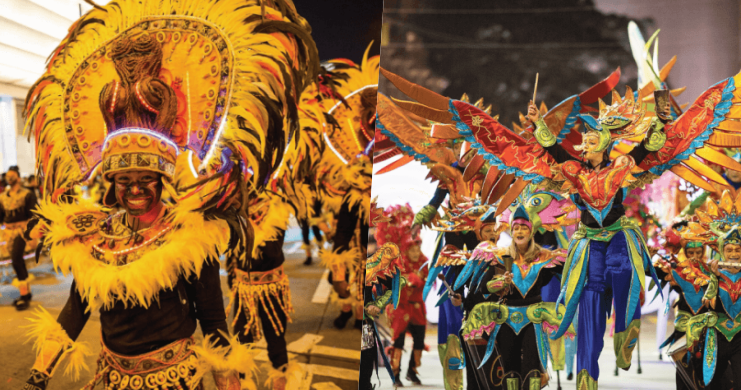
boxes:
[319,248,360,276]
[25,307,93,381]
[262,360,304,390]
[189,331,260,390]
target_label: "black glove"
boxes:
[22,370,50,390]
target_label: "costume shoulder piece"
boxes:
[36,199,229,312]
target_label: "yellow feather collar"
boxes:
[38,201,229,312]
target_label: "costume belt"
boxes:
[84,337,200,390]
[573,216,637,242]
[461,301,571,341]
[3,220,28,239]
[234,266,287,285]
[229,265,293,338]
[674,309,692,333]
[686,311,741,345]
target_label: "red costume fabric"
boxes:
[375,204,429,340]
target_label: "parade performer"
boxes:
[317,53,378,330]
[678,190,741,389]
[1,165,38,310]
[457,205,570,390]
[375,204,429,386]
[374,69,620,390]
[653,222,713,390]
[19,0,318,388]
[360,202,405,390]
[378,33,741,384]
[375,92,489,390]
[225,62,357,389]
[226,191,299,390]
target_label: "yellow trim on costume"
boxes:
[189,331,259,390]
[262,360,304,390]
[25,307,94,381]
[38,201,230,311]
[250,193,291,259]
[229,267,294,338]
[319,247,360,282]
[344,189,370,225]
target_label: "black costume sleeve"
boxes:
[190,258,231,347]
[627,141,652,166]
[25,190,38,220]
[56,281,91,341]
[428,186,449,209]
[333,202,358,252]
[544,144,578,164]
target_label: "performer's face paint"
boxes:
[512,224,531,247]
[726,169,741,183]
[579,133,603,160]
[5,170,18,186]
[407,245,422,263]
[113,171,163,216]
[723,244,741,273]
[480,223,500,242]
[685,246,704,261]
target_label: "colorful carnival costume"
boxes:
[679,190,741,389]
[19,0,318,389]
[1,166,38,310]
[653,223,713,390]
[377,29,741,384]
[375,204,429,386]
[226,192,298,390]
[500,184,578,377]
[458,206,571,390]
[314,54,378,329]
[359,203,405,390]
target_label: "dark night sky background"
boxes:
[294,0,383,63]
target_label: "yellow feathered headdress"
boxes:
[24,0,320,209]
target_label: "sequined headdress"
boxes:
[576,88,651,153]
[24,0,319,208]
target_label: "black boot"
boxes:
[333,310,353,329]
[406,350,422,385]
[394,372,404,387]
[13,293,32,311]
[567,373,573,381]
[303,256,312,266]
[405,368,421,385]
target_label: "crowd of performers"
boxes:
[9,1,377,389]
[365,25,741,390]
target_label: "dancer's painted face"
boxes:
[113,171,162,216]
[480,224,499,242]
[5,170,18,186]
[407,245,422,263]
[724,244,741,263]
[512,224,531,247]
[685,246,704,261]
[727,169,741,183]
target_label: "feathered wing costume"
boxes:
[376,31,741,386]
[21,1,318,389]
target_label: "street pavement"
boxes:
[0,230,360,390]
[373,313,679,390]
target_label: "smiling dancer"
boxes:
[18,0,319,389]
